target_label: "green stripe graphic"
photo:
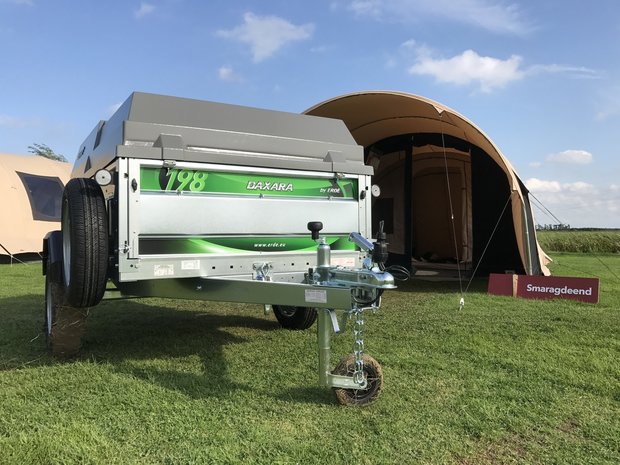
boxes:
[139,235,356,255]
[140,167,358,199]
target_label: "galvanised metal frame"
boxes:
[115,256,393,391]
[106,156,386,392]
[71,92,395,397]
[115,158,372,283]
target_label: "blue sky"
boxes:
[1,0,619,227]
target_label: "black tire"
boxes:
[272,305,317,330]
[44,259,87,358]
[332,354,384,406]
[61,177,108,307]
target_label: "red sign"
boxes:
[488,274,599,304]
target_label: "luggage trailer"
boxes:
[43,92,395,405]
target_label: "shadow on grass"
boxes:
[276,386,335,406]
[89,299,282,400]
[0,293,47,370]
[394,277,489,294]
[0,294,284,401]
[0,279,489,404]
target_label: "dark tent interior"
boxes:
[305,91,548,278]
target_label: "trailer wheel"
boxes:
[272,305,317,330]
[62,177,108,308]
[332,354,384,406]
[44,259,87,358]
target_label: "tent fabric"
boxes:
[0,154,71,256]
[305,90,549,276]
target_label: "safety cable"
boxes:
[353,289,384,306]
[438,113,464,308]
[529,191,566,225]
[381,264,411,281]
[0,243,30,265]
[528,193,618,282]
[464,191,513,294]
[551,255,620,284]
[595,256,620,283]
[524,193,617,282]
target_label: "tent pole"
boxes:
[520,195,534,275]
[439,114,464,301]
[404,136,414,266]
[0,243,13,266]
[0,243,28,266]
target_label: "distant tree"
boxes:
[28,143,68,163]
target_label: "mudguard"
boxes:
[42,230,62,278]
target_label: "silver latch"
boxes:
[253,262,273,281]
[163,159,177,169]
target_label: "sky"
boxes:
[1,0,619,227]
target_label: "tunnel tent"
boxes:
[368,141,473,268]
[0,153,71,260]
[305,91,550,277]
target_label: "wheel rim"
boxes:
[61,199,71,287]
[344,365,380,402]
[333,355,383,405]
[279,306,298,317]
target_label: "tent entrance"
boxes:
[367,135,472,278]
[305,91,545,276]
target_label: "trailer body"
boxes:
[43,92,395,405]
[76,92,373,286]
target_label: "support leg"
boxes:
[317,308,368,390]
[317,308,331,387]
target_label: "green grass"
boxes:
[537,230,620,254]
[1,255,619,464]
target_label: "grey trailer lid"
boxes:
[74,92,371,177]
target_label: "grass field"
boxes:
[1,253,619,464]
[537,229,620,254]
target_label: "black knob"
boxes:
[372,219,389,265]
[376,219,387,241]
[307,221,323,240]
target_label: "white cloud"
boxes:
[3,0,34,5]
[0,114,39,128]
[348,0,382,17]
[563,181,596,194]
[546,150,593,165]
[529,161,542,168]
[527,64,599,80]
[408,49,524,92]
[401,39,417,49]
[526,178,563,193]
[404,44,599,93]
[526,178,597,196]
[346,0,532,35]
[217,12,314,63]
[526,178,620,227]
[217,66,243,82]
[134,2,155,19]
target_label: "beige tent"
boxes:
[306,91,549,276]
[0,154,71,258]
